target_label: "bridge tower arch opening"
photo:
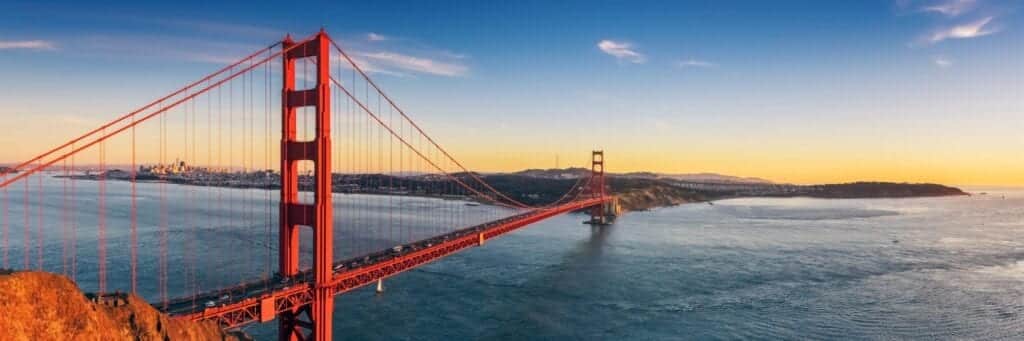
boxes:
[278,30,334,341]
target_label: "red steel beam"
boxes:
[178,197,610,329]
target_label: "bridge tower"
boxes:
[279,30,334,341]
[589,150,610,225]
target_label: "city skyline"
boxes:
[1,1,1021,186]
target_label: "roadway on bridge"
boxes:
[162,203,582,317]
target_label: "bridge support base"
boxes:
[376,279,384,293]
[583,216,614,226]
[584,196,618,226]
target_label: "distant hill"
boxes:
[481,171,966,212]
[620,172,773,184]
[512,167,591,179]
[796,182,967,199]
[511,168,772,185]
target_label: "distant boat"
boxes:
[707,201,714,206]
[465,202,480,207]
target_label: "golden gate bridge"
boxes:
[0,30,614,340]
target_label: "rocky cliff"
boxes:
[609,178,706,212]
[0,270,247,341]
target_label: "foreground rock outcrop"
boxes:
[0,270,247,341]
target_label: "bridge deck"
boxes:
[164,197,609,328]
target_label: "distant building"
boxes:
[140,158,193,175]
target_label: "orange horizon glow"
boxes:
[3,130,1021,187]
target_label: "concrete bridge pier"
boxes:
[585,197,619,225]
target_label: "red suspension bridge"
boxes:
[0,30,614,340]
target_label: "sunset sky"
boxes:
[0,1,1021,185]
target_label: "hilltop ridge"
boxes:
[481,170,966,212]
[512,168,773,184]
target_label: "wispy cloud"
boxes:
[0,40,57,51]
[597,40,646,64]
[359,51,468,77]
[366,33,388,42]
[336,54,408,77]
[922,0,978,17]
[928,16,1000,43]
[331,34,469,78]
[933,55,953,67]
[675,59,717,69]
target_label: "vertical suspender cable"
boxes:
[192,89,199,304]
[23,174,28,269]
[184,89,193,308]
[349,68,354,255]
[241,64,249,278]
[70,143,76,281]
[99,129,106,293]
[192,91,200,307]
[36,161,43,270]
[216,70,224,290]
[62,159,67,275]
[264,50,271,286]
[229,64,235,278]
[1,170,7,269]
[159,104,168,308]
[378,84,384,248]
[205,77,213,297]
[365,74,371,253]
[398,106,404,244]
[389,96,394,245]
[217,72,224,284]
[248,58,255,279]
[131,109,137,294]
[333,52,340,259]
[2,171,6,269]
[264,53,271,287]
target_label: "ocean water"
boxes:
[3,177,1023,340]
[251,187,1024,340]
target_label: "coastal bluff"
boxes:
[0,270,247,341]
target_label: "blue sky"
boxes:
[1,0,1021,184]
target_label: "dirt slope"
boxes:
[0,270,247,341]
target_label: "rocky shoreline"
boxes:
[609,180,967,212]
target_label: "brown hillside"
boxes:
[0,270,247,341]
